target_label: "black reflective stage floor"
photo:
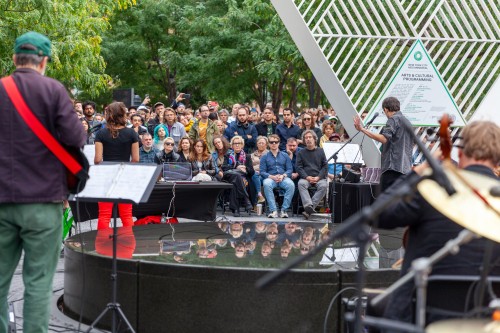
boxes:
[63,222,404,333]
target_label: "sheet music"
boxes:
[323,142,365,164]
[75,163,160,204]
[83,145,95,166]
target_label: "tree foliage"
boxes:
[0,0,135,97]
[101,0,319,110]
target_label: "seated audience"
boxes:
[177,136,192,162]
[260,134,294,218]
[276,108,300,151]
[221,136,254,216]
[255,107,277,137]
[224,106,258,153]
[139,133,160,163]
[298,112,322,147]
[154,137,180,164]
[190,139,216,181]
[251,136,269,205]
[319,120,335,148]
[212,135,231,181]
[296,130,328,219]
[153,123,169,151]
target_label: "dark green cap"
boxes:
[14,31,52,60]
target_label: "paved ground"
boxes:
[7,210,332,332]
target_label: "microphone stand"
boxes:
[326,128,364,224]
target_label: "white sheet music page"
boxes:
[323,142,365,165]
[75,164,159,204]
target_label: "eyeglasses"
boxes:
[269,141,279,144]
[84,107,93,110]
[303,118,311,120]
[232,142,243,145]
[164,142,174,146]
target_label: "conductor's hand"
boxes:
[353,116,363,131]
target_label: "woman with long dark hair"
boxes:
[212,135,231,181]
[94,102,139,230]
[177,136,192,162]
[189,139,215,181]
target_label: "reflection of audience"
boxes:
[261,240,273,258]
[300,226,317,255]
[196,239,218,258]
[280,240,292,259]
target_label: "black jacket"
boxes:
[154,151,180,164]
[255,121,277,137]
[377,165,500,327]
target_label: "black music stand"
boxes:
[323,141,364,223]
[69,162,162,333]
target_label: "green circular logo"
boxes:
[414,51,423,61]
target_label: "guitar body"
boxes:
[66,147,90,194]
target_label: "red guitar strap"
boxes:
[1,75,84,177]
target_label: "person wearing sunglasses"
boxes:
[260,135,295,218]
[154,137,180,164]
[221,136,255,216]
[298,111,322,148]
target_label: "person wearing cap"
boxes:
[0,31,86,333]
[170,93,188,111]
[147,101,166,135]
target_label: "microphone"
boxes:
[364,112,379,127]
[88,124,102,134]
[491,186,500,197]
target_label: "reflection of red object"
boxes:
[95,226,136,259]
[135,216,178,225]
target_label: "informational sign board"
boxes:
[367,40,466,127]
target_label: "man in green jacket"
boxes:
[189,104,220,153]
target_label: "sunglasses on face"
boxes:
[269,141,279,144]
[164,142,174,146]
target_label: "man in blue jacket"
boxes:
[224,105,258,153]
[260,134,295,218]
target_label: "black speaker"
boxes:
[113,88,134,107]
